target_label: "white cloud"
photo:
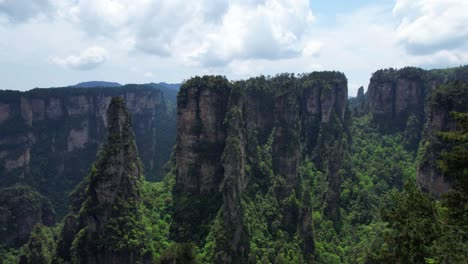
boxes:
[51,46,108,70]
[393,0,468,57]
[144,71,154,78]
[301,5,406,92]
[0,0,54,23]
[0,0,466,94]
[302,40,322,57]
[186,0,316,66]
[64,0,317,67]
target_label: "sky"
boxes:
[0,0,467,96]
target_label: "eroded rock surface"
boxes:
[0,85,175,215]
[0,185,56,248]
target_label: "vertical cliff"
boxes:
[55,97,145,264]
[417,82,468,196]
[303,72,348,222]
[215,87,249,263]
[0,85,175,216]
[365,66,468,195]
[171,76,231,243]
[366,67,428,133]
[0,185,55,248]
[365,66,468,151]
[175,76,231,195]
[172,72,348,263]
[348,86,367,116]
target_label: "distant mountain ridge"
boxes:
[70,81,181,90]
[156,82,181,90]
[70,81,122,88]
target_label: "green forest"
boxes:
[0,67,467,264]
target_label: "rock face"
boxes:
[417,82,468,196]
[0,185,56,248]
[173,73,348,262]
[56,97,144,264]
[366,67,428,132]
[365,66,468,153]
[364,66,468,196]
[0,85,175,216]
[175,76,231,194]
[366,66,468,133]
[348,86,367,116]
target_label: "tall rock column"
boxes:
[175,76,231,194]
[366,67,427,136]
[71,97,143,264]
[215,88,250,264]
[301,72,348,223]
[272,76,302,191]
[172,76,232,242]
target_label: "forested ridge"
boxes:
[0,66,467,263]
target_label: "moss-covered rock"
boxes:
[0,185,55,248]
[53,97,146,264]
[0,85,176,217]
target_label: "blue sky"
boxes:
[312,0,391,18]
[0,0,467,96]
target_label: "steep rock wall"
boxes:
[173,72,348,262]
[417,82,468,196]
[365,66,468,144]
[0,85,175,216]
[365,66,468,196]
[366,67,428,133]
[55,97,144,264]
[0,185,55,248]
[175,76,231,195]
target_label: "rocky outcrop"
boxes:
[357,86,365,99]
[0,103,10,124]
[173,72,348,262]
[54,214,77,263]
[364,66,468,196]
[0,185,56,248]
[175,76,231,195]
[215,89,249,264]
[272,78,302,190]
[0,85,175,216]
[366,66,468,136]
[366,67,427,131]
[417,82,468,196]
[348,86,367,116]
[56,97,144,264]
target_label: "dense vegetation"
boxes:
[0,186,56,248]
[0,67,466,263]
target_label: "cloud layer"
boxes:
[51,46,108,70]
[69,0,317,67]
[393,0,468,63]
[0,0,466,92]
[0,0,53,23]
